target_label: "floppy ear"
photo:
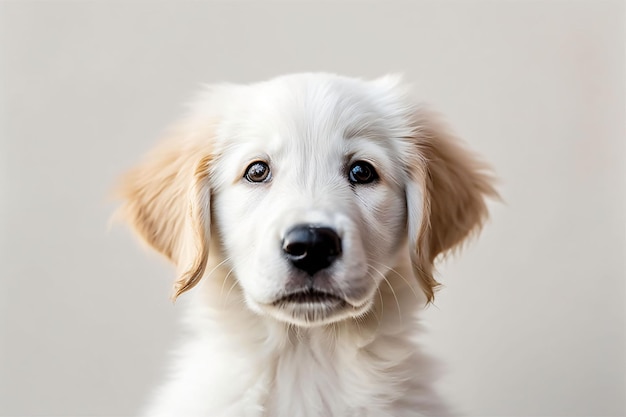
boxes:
[407,110,498,303]
[115,126,213,300]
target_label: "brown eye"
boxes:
[244,161,271,183]
[348,161,378,185]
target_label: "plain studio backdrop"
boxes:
[0,1,624,416]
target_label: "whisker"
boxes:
[335,285,351,305]
[331,322,339,346]
[214,258,233,295]
[220,267,236,306]
[369,264,402,323]
[364,269,383,332]
[352,313,362,335]
[370,259,422,305]
[295,326,304,344]
[206,256,232,281]
[286,323,295,348]
[373,287,383,330]
[224,274,240,305]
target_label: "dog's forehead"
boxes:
[249,78,385,142]
[215,75,411,154]
[208,74,417,188]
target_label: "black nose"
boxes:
[282,225,342,276]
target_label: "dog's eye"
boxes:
[244,161,271,183]
[348,161,378,185]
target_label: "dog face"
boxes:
[208,76,415,325]
[117,73,496,327]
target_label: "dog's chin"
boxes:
[254,291,373,327]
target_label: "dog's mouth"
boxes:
[272,289,345,306]
[258,286,373,327]
[264,289,358,326]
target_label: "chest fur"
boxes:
[258,336,415,417]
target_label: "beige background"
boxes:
[1,1,624,416]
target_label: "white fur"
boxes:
[119,73,494,417]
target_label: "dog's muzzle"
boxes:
[282,225,342,276]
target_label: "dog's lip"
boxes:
[272,289,345,305]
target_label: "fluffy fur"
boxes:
[116,73,497,417]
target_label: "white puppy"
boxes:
[117,73,497,417]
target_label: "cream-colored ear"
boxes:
[407,110,498,303]
[115,126,213,300]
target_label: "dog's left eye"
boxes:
[244,161,271,183]
[348,161,378,185]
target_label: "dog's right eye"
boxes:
[348,161,378,185]
[244,161,271,183]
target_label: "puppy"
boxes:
[116,73,497,417]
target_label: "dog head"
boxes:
[116,73,496,327]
